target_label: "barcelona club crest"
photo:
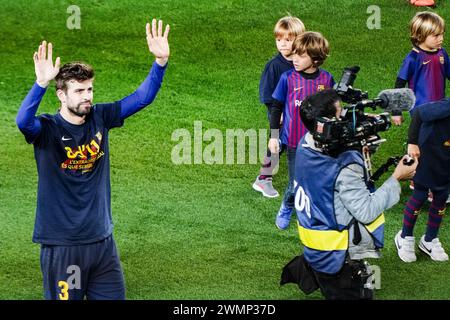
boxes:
[317,84,325,91]
[440,56,445,64]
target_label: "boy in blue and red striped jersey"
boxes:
[395,11,450,112]
[268,32,334,230]
[394,11,450,200]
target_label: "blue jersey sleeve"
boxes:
[442,48,450,80]
[119,61,167,120]
[398,52,416,81]
[259,61,277,104]
[16,82,46,144]
[272,72,288,103]
[417,98,450,122]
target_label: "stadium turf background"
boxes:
[0,0,449,299]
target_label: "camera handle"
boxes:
[367,156,403,189]
[362,146,373,179]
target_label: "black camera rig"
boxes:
[313,66,414,179]
[313,66,391,157]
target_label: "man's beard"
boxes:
[67,102,92,117]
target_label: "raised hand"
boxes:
[146,19,170,66]
[34,41,60,88]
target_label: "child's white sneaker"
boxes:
[394,230,417,262]
[419,236,449,261]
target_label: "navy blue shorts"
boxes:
[40,235,125,300]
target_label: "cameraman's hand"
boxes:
[391,115,403,126]
[407,144,420,158]
[392,155,418,181]
[268,138,280,154]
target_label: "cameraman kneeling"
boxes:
[281,89,417,300]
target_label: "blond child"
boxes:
[253,16,305,198]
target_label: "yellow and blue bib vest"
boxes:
[294,141,385,274]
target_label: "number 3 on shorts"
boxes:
[58,281,69,300]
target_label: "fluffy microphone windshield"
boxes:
[377,88,416,112]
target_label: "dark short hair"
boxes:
[300,89,341,132]
[55,62,94,91]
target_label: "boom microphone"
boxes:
[350,88,415,113]
[377,88,416,113]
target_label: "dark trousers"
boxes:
[259,103,286,177]
[314,260,374,300]
[280,146,297,212]
[281,254,374,300]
